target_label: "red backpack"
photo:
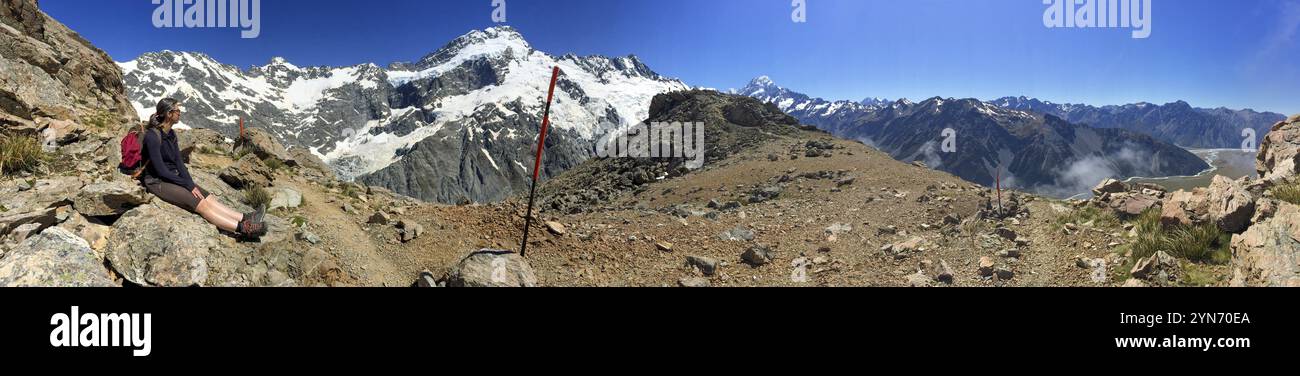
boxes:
[119,123,151,179]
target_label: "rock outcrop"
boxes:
[1205,176,1255,233]
[1227,113,1300,287]
[0,0,136,127]
[72,180,151,217]
[235,128,291,164]
[220,154,275,189]
[0,226,117,287]
[105,202,223,286]
[1230,202,1300,287]
[177,128,230,162]
[1257,115,1299,182]
[103,202,304,287]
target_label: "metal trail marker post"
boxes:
[520,66,562,257]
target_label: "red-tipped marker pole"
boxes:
[521,66,562,257]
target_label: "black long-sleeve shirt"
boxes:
[142,128,196,190]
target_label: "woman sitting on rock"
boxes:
[141,98,267,238]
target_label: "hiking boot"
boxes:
[238,207,268,239]
[238,217,268,239]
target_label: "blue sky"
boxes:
[42,0,1300,114]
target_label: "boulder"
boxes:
[219,154,275,189]
[72,180,150,217]
[747,185,782,204]
[977,257,995,277]
[300,248,345,285]
[267,187,302,211]
[544,221,566,235]
[36,117,86,146]
[1130,251,1181,283]
[177,128,230,161]
[442,249,538,287]
[894,236,927,253]
[397,220,423,243]
[1205,175,1255,233]
[1108,193,1159,218]
[1230,202,1300,287]
[7,222,42,243]
[55,212,111,252]
[1257,116,1300,182]
[0,206,59,240]
[741,245,774,266]
[104,203,222,287]
[415,270,439,287]
[1160,189,1208,227]
[686,255,720,276]
[368,212,391,225]
[1092,178,1127,196]
[0,175,82,215]
[0,227,117,287]
[287,148,335,179]
[932,260,955,284]
[235,128,291,163]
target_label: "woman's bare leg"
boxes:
[196,197,239,232]
[205,196,245,223]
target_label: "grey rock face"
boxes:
[1258,116,1300,182]
[268,187,302,211]
[73,181,151,217]
[220,154,275,189]
[0,227,117,287]
[1231,203,1300,287]
[0,0,137,124]
[105,203,220,287]
[1206,176,1255,234]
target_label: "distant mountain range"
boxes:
[118,26,1261,202]
[119,26,688,204]
[741,77,1210,197]
[990,96,1285,149]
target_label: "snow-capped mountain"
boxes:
[991,96,1286,148]
[119,26,688,204]
[739,76,895,120]
[740,77,1208,197]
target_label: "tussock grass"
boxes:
[1274,180,1300,206]
[241,186,272,209]
[80,110,116,131]
[342,184,362,200]
[0,135,50,176]
[1053,205,1120,230]
[264,157,285,171]
[1126,209,1230,264]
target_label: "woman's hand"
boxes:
[191,187,205,200]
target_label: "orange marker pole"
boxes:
[520,66,562,257]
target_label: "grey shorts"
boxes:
[142,177,210,213]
